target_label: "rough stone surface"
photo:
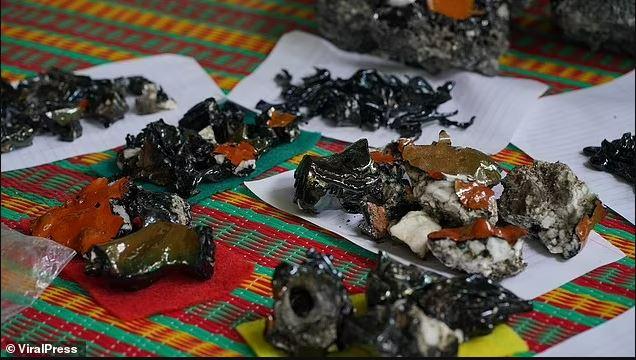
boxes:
[316,0,511,75]
[499,161,598,259]
[427,237,526,280]
[412,177,498,227]
[552,0,636,56]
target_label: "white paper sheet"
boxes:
[1,54,225,172]
[245,171,625,299]
[538,308,635,357]
[512,71,636,224]
[227,31,548,154]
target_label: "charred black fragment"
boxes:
[266,249,353,356]
[341,299,460,357]
[0,70,173,153]
[316,0,511,75]
[178,97,245,144]
[366,251,441,307]
[294,139,382,213]
[416,274,533,338]
[117,119,216,197]
[360,144,420,240]
[583,132,635,186]
[265,68,473,139]
[118,185,192,231]
[1,80,36,152]
[120,98,302,197]
[85,222,215,291]
[294,139,417,240]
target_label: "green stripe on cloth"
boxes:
[29,300,190,356]
[1,36,108,65]
[560,283,634,308]
[198,0,317,27]
[507,49,624,77]
[232,288,274,309]
[1,207,30,221]
[195,198,375,259]
[0,64,37,77]
[533,302,605,327]
[10,0,268,59]
[500,64,594,88]
[150,315,254,356]
[2,187,63,207]
[596,224,636,242]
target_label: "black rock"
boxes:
[316,0,511,75]
[341,299,460,357]
[416,274,533,338]
[583,132,635,186]
[120,98,301,197]
[366,251,441,307]
[0,70,174,153]
[552,0,636,56]
[268,68,472,140]
[117,119,219,197]
[119,185,192,230]
[266,249,353,356]
[294,139,383,213]
[178,97,245,144]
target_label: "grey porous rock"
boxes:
[552,0,636,56]
[316,0,511,75]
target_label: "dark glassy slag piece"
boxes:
[583,132,635,186]
[86,221,215,291]
[266,249,353,356]
[265,68,474,140]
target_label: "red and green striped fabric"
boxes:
[1,0,634,357]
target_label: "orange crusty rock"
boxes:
[428,218,528,245]
[31,177,129,254]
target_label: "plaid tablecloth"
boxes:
[1,0,635,356]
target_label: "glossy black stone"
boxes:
[294,139,417,240]
[583,132,635,186]
[294,139,383,213]
[316,0,511,75]
[118,119,220,196]
[341,299,460,357]
[266,249,353,356]
[85,222,215,291]
[178,97,245,144]
[266,68,474,139]
[416,274,533,338]
[0,70,173,153]
[119,185,192,230]
[366,251,441,307]
[120,98,300,197]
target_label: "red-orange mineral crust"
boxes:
[370,150,396,165]
[267,110,297,128]
[31,177,129,254]
[214,141,257,166]
[427,0,480,20]
[455,180,495,210]
[428,219,527,245]
[576,201,607,245]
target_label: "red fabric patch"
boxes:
[2,218,33,234]
[61,242,254,321]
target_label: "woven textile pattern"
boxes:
[1,0,635,356]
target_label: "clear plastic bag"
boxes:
[1,224,76,323]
